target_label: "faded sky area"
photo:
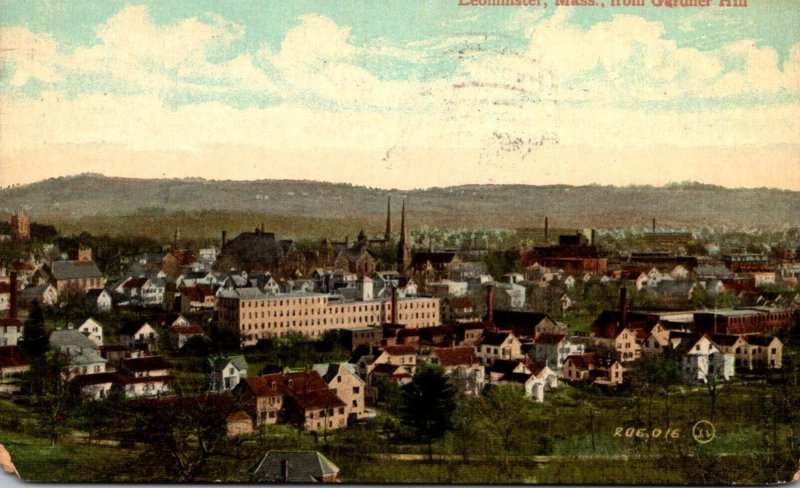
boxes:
[0,1,798,189]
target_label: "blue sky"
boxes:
[1,1,798,189]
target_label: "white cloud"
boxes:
[1,8,799,190]
[0,27,63,86]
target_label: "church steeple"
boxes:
[384,197,392,243]
[397,199,411,274]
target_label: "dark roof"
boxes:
[431,346,476,366]
[411,252,459,267]
[370,363,401,375]
[250,451,339,483]
[489,359,525,375]
[50,260,104,281]
[535,333,567,346]
[497,372,533,384]
[170,324,206,335]
[114,373,174,385]
[181,284,214,301]
[445,297,473,309]
[565,353,597,370]
[672,334,707,355]
[219,231,285,272]
[122,277,147,289]
[241,371,344,410]
[119,321,152,336]
[747,335,778,347]
[0,346,28,369]
[84,288,108,300]
[121,356,171,372]
[0,318,22,328]
[70,372,118,387]
[381,345,417,356]
[479,331,513,346]
[491,310,556,337]
[710,334,743,347]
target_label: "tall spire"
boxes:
[400,199,407,244]
[397,199,410,274]
[384,197,392,242]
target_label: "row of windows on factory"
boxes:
[241,310,436,330]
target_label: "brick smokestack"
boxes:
[591,229,596,246]
[544,217,549,241]
[391,284,398,325]
[652,218,656,233]
[221,230,227,248]
[618,284,628,326]
[9,272,17,320]
[486,284,494,327]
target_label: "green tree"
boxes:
[463,385,542,453]
[400,364,456,459]
[19,300,50,360]
[629,355,681,431]
[128,395,229,482]
[27,350,75,446]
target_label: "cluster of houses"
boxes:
[0,213,798,442]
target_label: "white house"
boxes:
[141,278,166,308]
[119,322,159,352]
[209,356,248,392]
[532,334,585,373]
[0,318,23,347]
[476,331,523,365]
[118,356,172,398]
[76,318,104,346]
[674,335,734,383]
[84,289,113,312]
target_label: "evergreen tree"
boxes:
[400,364,456,459]
[19,300,50,360]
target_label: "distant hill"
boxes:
[1,174,797,232]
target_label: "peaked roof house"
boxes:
[672,334,734,383]
[234,371,347,431]
[476,331,523,365]
[43,259,106,294]
[250,451,340,483]
[312,362,367,421]
[208,355,248,392]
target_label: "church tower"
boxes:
[384,197,393,244]
[397,200,411,274]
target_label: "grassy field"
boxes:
[1,376,797,484]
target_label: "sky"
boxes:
[0,0,798,190]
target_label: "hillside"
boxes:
[1,174,798,233]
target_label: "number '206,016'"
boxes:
[613,427,680,439]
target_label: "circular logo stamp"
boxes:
[692,420,716,444]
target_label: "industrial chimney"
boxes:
[9,271,17,320]
[618,285,628,326]
[221,230,227,248]
[652,218,656,233]
[544,217,549,241]
[590,229,597,246]
[391,284,398,325]
[486,284,495,327]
